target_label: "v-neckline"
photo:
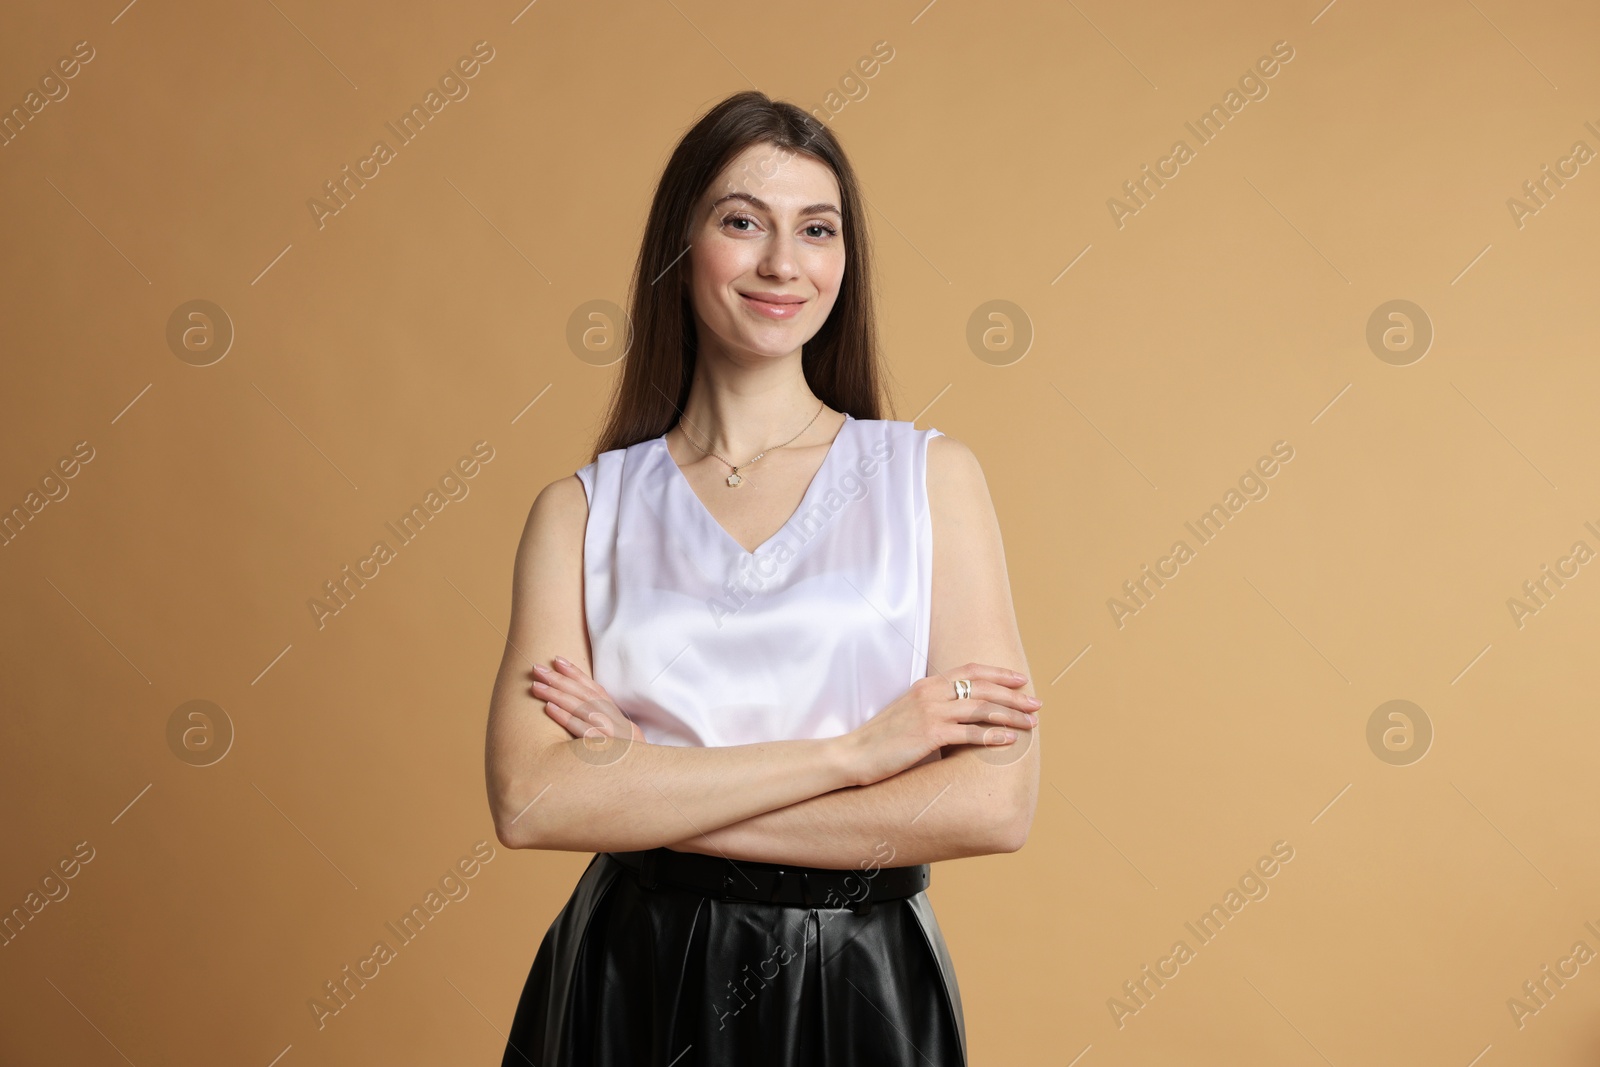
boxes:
[658,414,855,558]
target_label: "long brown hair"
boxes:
[590,90,890,459]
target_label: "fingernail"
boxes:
[532,664,548,675]
[1025,696,1042,707]
[1027,712,1039,726]
[553,655,570,667]
[1002,730,1016,741]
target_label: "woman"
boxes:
[484,90,1041,1066]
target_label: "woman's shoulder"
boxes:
[520,433,654,552]
[846,417,951,445]
[528,470,590,531]
[574,435,662,487]
[921,428,985,497]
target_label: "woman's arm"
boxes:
[485,474,862,853]
[660,433,1042,867]
[662,740,1034,868]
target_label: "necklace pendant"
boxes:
[726,471,742,488]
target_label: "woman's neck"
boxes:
[671,394,836,463]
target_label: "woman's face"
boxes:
[685,143,846,363]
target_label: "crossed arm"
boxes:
[648,720,1037,869]
[485,434,1040,868]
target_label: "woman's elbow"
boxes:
[993,782,1039,854]
[996,805,1033,854]
[491,796,539,851]
[488,764,558,851]
[487,735,581,850]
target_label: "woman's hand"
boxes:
[841,663,1040,787]
[531,656,647,745]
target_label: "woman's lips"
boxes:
[739,292,807,320]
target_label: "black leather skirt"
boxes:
[500,851,968,1066]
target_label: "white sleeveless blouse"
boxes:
[574,415,945,749]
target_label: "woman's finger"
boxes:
[577,704,632,738]
[947,663,1030,689]
[927,670,1039,712]
[542,701,586,737]
[953,724,1015,747]
[532,679,593,716]
[532,662,594,700]
[544,702,623,740]
[981,706,1039,730]
[550,656,600,689]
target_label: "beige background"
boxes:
[3,0,1599,1063]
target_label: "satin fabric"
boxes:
[573,415,945,748]
[500,853,968,1067]
[503,417,967,1063]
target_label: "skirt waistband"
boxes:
[604,847,930,915]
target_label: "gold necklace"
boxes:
[676,400,827,488]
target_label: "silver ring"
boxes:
[953,679,971,701]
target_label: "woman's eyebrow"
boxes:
[711,191,841,217]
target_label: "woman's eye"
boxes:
[805,223,839,239]
[723,214,757,231]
